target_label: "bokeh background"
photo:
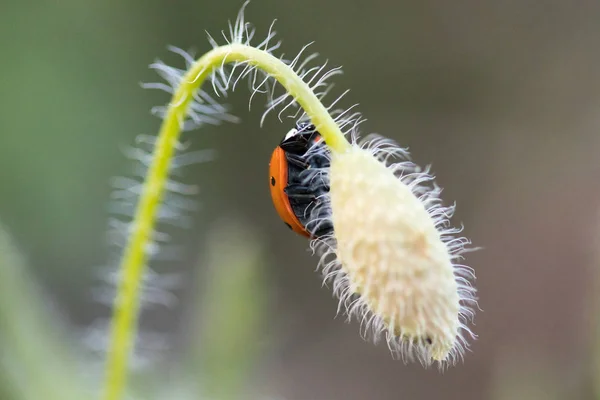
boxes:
[1,1,600,399]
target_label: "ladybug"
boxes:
[269,122,333,238]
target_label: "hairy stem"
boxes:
[102,43,350,400]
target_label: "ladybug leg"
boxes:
[304,209,334,237]
[285,153,310,169]
[300,169,328,186]
[312,221,334,237]
[297,169,319,186]
[284,184,316,201]
[312,153,331,169]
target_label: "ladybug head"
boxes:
[279,122,320,155]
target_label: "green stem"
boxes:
[102,43,350,400]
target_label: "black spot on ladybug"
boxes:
[270,176,276,186]
[284,223,292,230]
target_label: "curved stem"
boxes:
[102,43,350,400]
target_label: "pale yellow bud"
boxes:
[317,141,476,367]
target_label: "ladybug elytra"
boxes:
[268,122,333,238]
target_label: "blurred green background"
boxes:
[1,0,600,399]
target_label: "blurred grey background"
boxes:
[1,0,600,399]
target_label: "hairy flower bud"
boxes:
[318,141,476,366]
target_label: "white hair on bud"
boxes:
[306,133,478,367]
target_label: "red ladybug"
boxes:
[269,122,332,238]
